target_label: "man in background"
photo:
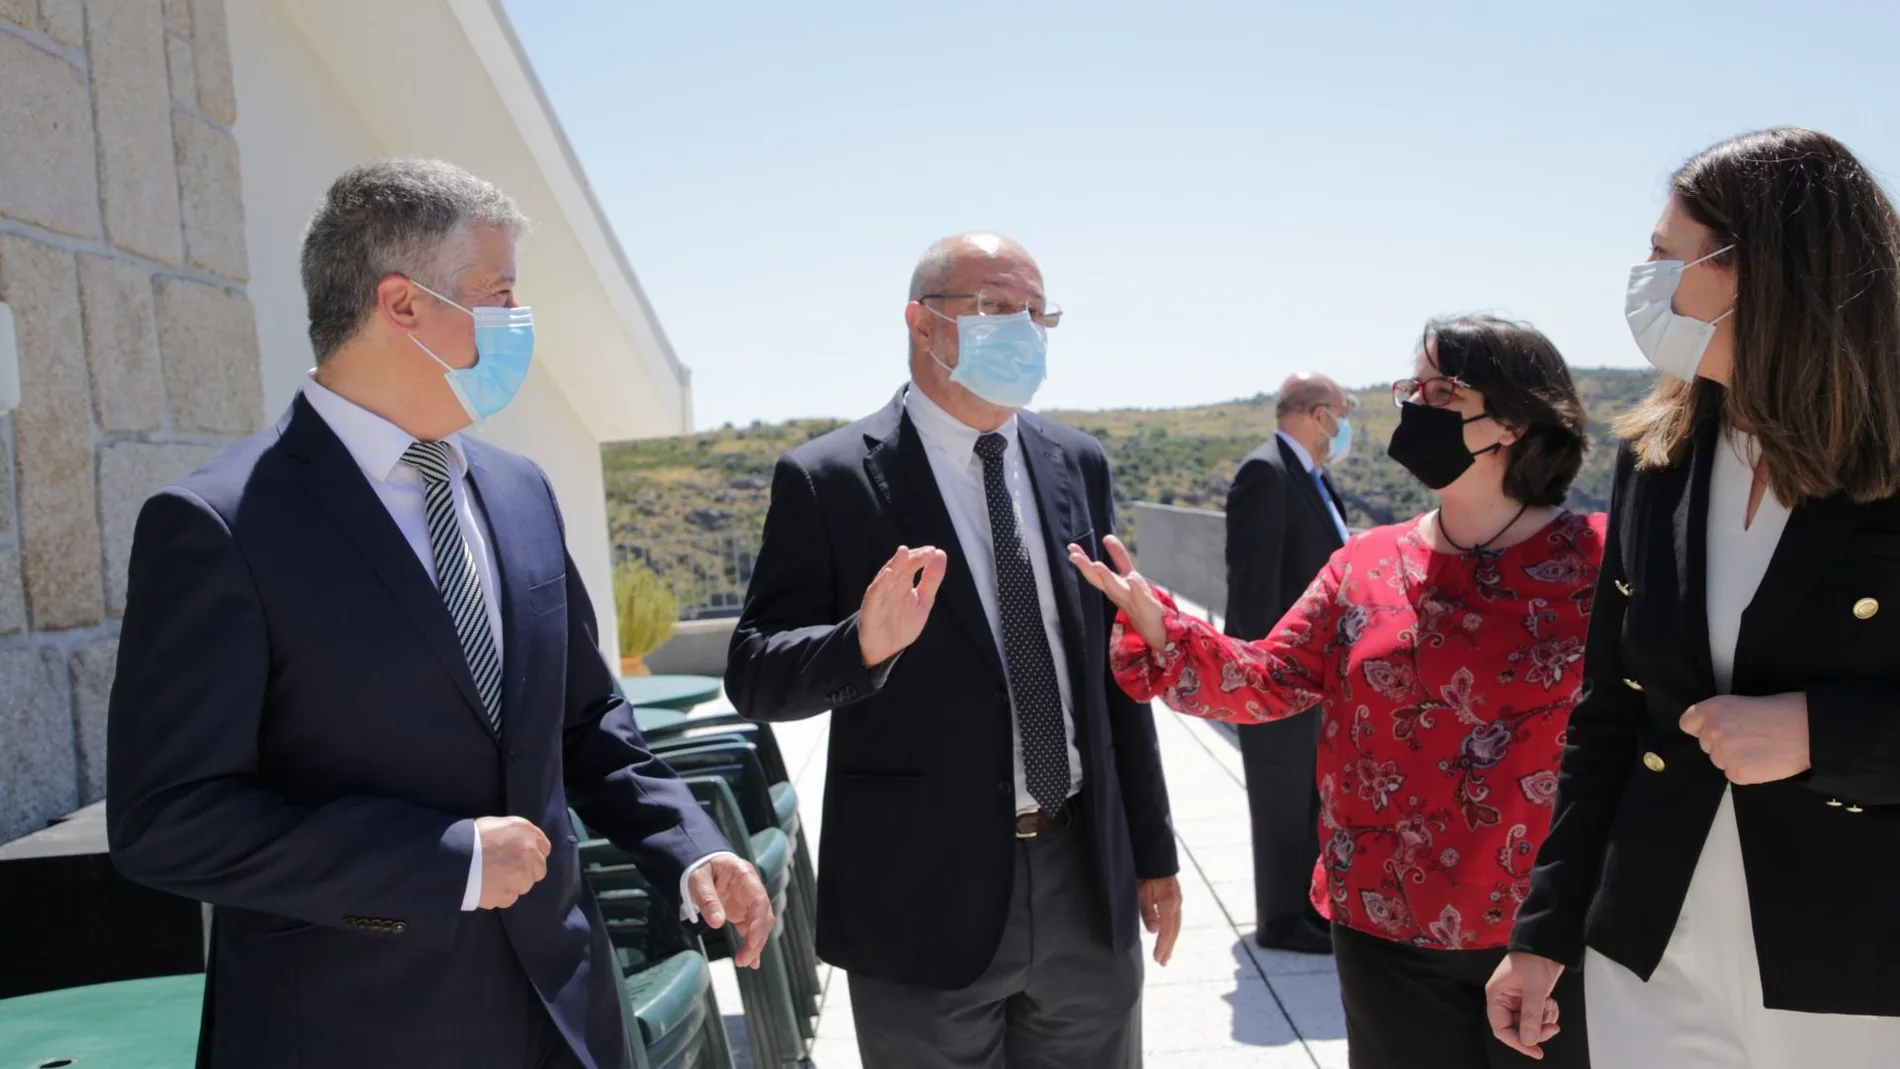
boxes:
[1223,372,1353,954]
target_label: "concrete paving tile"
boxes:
[1270,970,1350,1045]
[1185,840,1269,887]
[1147,926,1267,987]
[1150,1046,1319,1068]
[1176,871,1243,930]
[1237,926,1341,978]
[808,1036,865,1069]
[1308,1037,1351,1069]
[1142,978,1298,1053]
[1174,814,1258,853]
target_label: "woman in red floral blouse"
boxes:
[1072,316,1603,1069]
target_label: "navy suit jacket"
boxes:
[726,390,1178,989]
[106,395,729,1067]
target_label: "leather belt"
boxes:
[1014,800,1076,839]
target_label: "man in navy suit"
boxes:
[106,158,773,1068]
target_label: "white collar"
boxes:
[1276,429,1319,474]
[301,371,468,482]
[904,382,1019,458]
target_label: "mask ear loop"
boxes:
[919,304,960,376]
[1683,243,1736,269]
[406,277,474,316]
[1684,245,1737,324]
[1694,244,1740,324]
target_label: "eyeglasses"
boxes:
[1391,375,1470,409]
[919,291,1063,328]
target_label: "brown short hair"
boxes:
[1616,128,1900,503]
[1426,315,1588,507]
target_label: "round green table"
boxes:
[618,674,721,712]
[631,706,690,734]
[0,973,203,1068]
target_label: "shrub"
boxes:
[614,559,678,660]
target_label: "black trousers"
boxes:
[1236,714,1324,934]
[1333,924,1589,1069]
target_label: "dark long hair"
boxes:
[1427,315,1588,507]
[1617,127,1900,503]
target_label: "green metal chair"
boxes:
[593,891,724,1069]
[642,719,817,940]
[577,793,801,1069]
[647,737,821,1029]
[682,776,807,1068]
[575,820,735,1069]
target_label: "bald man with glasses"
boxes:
[728,233,1180,1068]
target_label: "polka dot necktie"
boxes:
[401,440,503,735]
[974,432,1069,815]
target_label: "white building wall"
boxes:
[227,0,623,662]
[469,361,622,663]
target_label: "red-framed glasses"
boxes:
[1391,375,1470,409]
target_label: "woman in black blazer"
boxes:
[1486,127,1900,1067]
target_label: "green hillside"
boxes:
[601,368,1656,616]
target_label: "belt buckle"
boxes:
[1015,812,1039,840]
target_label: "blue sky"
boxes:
[501,0,1900,431]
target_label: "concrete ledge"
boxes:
[644,616,736,677]
[1130,501,1228,619]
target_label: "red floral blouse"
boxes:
[1114,511,1606,950]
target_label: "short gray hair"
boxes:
[301,158,529,362]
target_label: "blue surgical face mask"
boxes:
[407,279,534,423]
[927,308,1048,409]
[1326,412,1352,461]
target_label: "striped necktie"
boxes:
[400,440,502,734]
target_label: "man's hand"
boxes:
[1138,877,1183,966]
[687,855,776,969]
[1068,535,1168,649]
[475,816,551,910]
[1679,692,1811,785]
[1485,951,1565,1059]
[858,545,948,667]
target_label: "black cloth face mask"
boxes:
[1386,401,1500,490]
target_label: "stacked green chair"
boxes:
[577,786,805,1069]
[680,777,807,1068]
[574,818,734,1069]
[631,708,820,957]
[649,737,822,1031]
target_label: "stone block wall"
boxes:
[0,0,260,843]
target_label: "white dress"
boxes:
[1583,430,1900,1067]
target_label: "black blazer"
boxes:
[725,390,1180,990]
[1223,435,1347,641]
[1514,409,1900,1016]
[107,397,726,1066]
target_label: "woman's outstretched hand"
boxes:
[1067,534,1169,650]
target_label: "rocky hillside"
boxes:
[602,368,1655,614]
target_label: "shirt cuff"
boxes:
[460,827,483,911]
[678,851,743,923]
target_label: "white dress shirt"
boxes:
[300,375,726,917]
[1705,429,1792,695]
[905,384,1084,814]
[1277,430,1350,543]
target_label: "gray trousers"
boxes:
[847,820,1145,1069]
